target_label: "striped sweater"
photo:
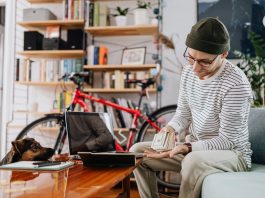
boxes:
[168,59,253,168]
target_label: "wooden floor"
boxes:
[97,182,179,198]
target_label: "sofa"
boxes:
[201,108,265,198]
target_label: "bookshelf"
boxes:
[13,0,161,132]
[85,25,158,36]
[14,110,61,115]
[83,88,157,93]
[17,50,85,59]
[83,64,156,71]
[18,20,85,30]
[15,81,75,86]
[26,0,63,3]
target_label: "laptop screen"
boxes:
[65,112,115,155]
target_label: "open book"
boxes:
[0,161,75,171]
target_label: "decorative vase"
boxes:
[115,16,127,26]
[134,8,149,25]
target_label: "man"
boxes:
[130,17,252,198]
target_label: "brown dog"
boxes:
[0,137,54,165]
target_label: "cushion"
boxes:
[201,169,265,198]
[248,108,265,164]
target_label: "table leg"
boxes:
[118,175,130,198]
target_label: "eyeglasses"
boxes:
[183,47,219,68]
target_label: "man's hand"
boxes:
[169,144,189,157]
[144,149,170,159]
[144,144,190,159]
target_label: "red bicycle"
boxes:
[16,71,178,188]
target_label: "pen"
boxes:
[33,161,62,167]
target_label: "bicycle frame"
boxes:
[67,88,161,152]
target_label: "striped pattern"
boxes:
[168,60,253,168]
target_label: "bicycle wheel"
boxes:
[137,104,177,142]
[137,104,181,190]
[16,114,68,154]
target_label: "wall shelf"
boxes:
[14,111,61,115]
[83,88,156,93]
[26,0,63,3]
[83,64,156,71]
[17,20,85,29]
[26,0,136,2]
[15,81,74,86]
[7,124,25,129]
[85,25,158,36]
[17,50,85,59]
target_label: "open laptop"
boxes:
[66,112,143,167]
[65,112,116,157]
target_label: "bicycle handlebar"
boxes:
[59,71,156,89]
[126,78,156,87]
[60,72,90,80]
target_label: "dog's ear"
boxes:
[11,140,24,157]
[11,138,35,156]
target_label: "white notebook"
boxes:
[0,161,75,171]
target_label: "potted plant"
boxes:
[235,30,265,106]
[134,0,151,25]
[113,7,129,26]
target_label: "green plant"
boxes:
[235,30,265,106]
[137,0,151,9]
[113,7,129,17]
[248,30,265,58]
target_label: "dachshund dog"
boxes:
[0,138,54,165]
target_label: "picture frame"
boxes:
[121,47,146,65]
[197,0,265,59]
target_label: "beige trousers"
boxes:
[130,142,248,198]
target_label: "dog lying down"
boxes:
[0,137,54,165]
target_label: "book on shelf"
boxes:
[103,72,112,89]
[87,45,109,65]
[64,0,85,20]
[84,1,109,27]
[99,3,108,26]
[93,2,100,26]
[94,46,99,65]
[114,70,125,89]
[99,45,108,65]
[56,90,73,112]
[63,0,69,20]
[16,58,83,83]
[88,1,94,26]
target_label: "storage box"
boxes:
[24,31,44,50]
[23,8,57,21]
[42,38,67,50]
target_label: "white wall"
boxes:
[161,0,197,106]
[1,0,16,158]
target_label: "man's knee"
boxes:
[181,151,207,178]
[129,142,148,153]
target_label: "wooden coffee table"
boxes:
[0,161,140,198]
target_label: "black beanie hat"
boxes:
[185,17,230,55]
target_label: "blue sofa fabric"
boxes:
[201,108,265,198]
